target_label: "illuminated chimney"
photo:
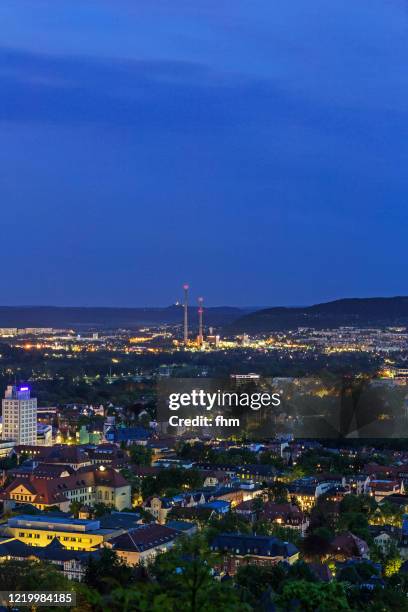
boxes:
[183,284,189,345]
[198,297,204,346]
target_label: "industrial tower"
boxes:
[183,283,189,345]
[198,296,204,346]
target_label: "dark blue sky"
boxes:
[2,0,408,307]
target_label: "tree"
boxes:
[236,565,279,605]
[277,580,350,611]
[84,548,133,595]
[207,511,252,541]
[97,586,173,612]
[258,451,285,469]
[0,560,78,612]
[264,481,289,503]
[70,500,82,518]
[384,549,403,577]
[340,494,376,517]
[310,499,338,533]
[268,525,302,547]
[337,511,371,542]
[236,561,317,608]
[252,495,264,521]
[364,586,408,612]
[141,467,204,499]
[93,502,112,517]
[375,500,403,527]
[287,560,317,582]
[337,561,379,585]
[151,534,248,611]
[120,467,142,504]
[43,505,61,513]
[0,559,72,591]
[302,527,333,560]
[129,445,152,466]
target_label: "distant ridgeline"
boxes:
[0,305,252,329]
[229,297,408,333]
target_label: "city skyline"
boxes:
[2,0,408,307]
[2,3,408,607]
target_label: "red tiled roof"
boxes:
[363,463,398,478]
[0,466,130,505]
[370,480,400,491]
[262,502,304,520]
[330,532,369,557]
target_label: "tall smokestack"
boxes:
[198,297,204,346]
[183,284,189,345]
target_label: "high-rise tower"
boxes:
[2,385,37,445]
[198,297,204,346]
[183,284,189,345]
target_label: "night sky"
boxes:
[2,0,408,307]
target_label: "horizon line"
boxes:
[0,295,406,310]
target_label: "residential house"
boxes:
[14,445,92,470]
[369,480,405,502]
[235,465,277,484]
[287,478,336,512]
[261,502,309,535]
[107,523,180,565]
[143,491,208,524]
[369,524,401,555]
[198,470,231,488]
[210,533,299,575]
[329,532,370,561]
[235,501,309,535]
[0,465,131,512]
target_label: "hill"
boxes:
[0,305,250,330]
[229,297,408,333]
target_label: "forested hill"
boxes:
[229,297,408,333]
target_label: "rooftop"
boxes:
[7,514,101,532]
[211,533,298,558]
[109,523,179,552]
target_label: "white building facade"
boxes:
[2,385,37,445]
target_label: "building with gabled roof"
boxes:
[236,501,309,535]
[329,532,369,561]
[0,536,101,580]
[8,463,75,480]
[0,465,131,511]
[369,479,404,502]
[15,445,91,470]
[210,533,299,575]
[167,506,215,525]
[107,523,180,565]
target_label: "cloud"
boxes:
[0,47,250,127]
[0,45,349,136]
